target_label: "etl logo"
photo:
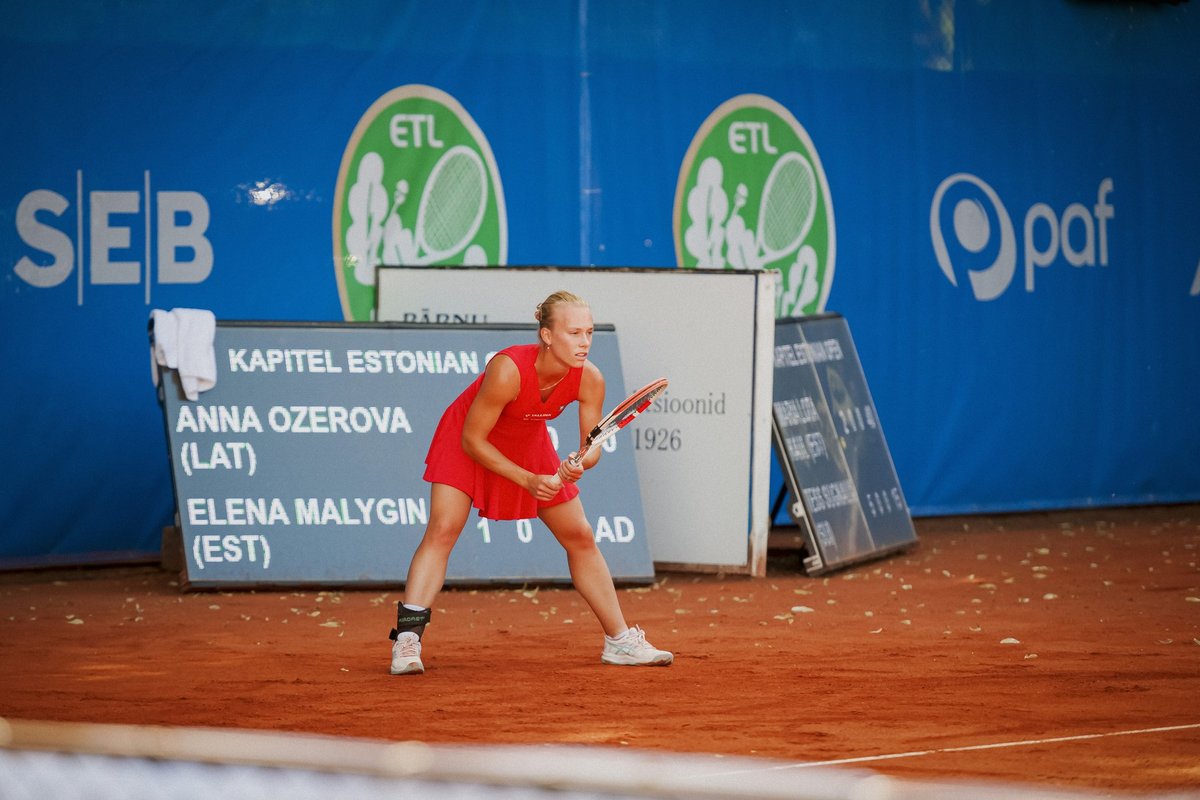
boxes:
[930,173,1114,301]
[12,170,213,304]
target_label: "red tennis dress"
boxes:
[423,344,581,520]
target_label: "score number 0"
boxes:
[478,518,534,544]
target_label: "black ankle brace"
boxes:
[389,604,431,641]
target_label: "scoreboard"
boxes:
[771,314,917,574]
[157,321,654,587]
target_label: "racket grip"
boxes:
[549,452,582,492]
[548,457,571,492]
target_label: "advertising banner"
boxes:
[2,1,1197,563]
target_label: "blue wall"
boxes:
[2,1,1198,561]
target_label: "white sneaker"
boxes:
[601,625,673,666]
[390,632,424,675]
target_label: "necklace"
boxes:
[538,372,567,393]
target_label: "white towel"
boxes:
[149,309,177,384]
[150,308,217,401]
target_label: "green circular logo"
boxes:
[674,94,835,317]
[333,85,507,321]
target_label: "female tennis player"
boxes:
[388,291,673,674]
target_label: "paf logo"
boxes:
[333,85,507,321]
[930,173,1114,301]
[674,94,836,317]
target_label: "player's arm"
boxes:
[574,361,606,471]
[462,355,560,500]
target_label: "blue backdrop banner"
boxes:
[2,1,1198,561]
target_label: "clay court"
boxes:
[2,504,1197,796]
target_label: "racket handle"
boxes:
[548,451,583,492]
[547,457,570,492]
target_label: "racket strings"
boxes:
[759,155,817,257]
[420,150,486,255]
[561,380,667,474]
[598,385,666,435]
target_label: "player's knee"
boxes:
[421,520,464,552]
[558,523,596,553]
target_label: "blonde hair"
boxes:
[534,290,589,331]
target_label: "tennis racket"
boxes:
[549,378,668,490]
[755,151,817,267]
[414,145,488,264]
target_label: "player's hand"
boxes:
[529,473,564,501]
[557,454,585,484]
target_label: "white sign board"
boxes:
[376,267,777,574]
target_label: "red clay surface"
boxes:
[2,505,1198,795]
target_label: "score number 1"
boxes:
[477,518,534,544]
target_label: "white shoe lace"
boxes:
[618,625,652,652]
[394,633,421,658]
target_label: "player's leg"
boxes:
[404,483,473,607]
[390,482,473,675]
[538,498,673,666]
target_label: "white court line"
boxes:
[694,722,1200,778]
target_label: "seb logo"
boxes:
[930,173,1114,301]
[13,170,212,303]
